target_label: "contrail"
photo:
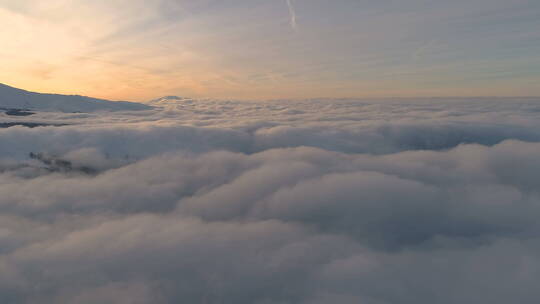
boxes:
[286,0,297,31]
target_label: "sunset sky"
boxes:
[1,0,539,101]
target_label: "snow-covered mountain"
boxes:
[147,96,193,105]
[0,83,151,112]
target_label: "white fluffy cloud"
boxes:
[1,98,540,303]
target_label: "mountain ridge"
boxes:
[0,83,152,112]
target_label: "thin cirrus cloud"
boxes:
[1,0,540,100]
[286,0,297,31]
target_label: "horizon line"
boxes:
[2,82,540,103]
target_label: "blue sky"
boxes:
[1,0,539,100]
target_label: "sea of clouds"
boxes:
[1,97,540,303]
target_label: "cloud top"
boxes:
[1,97,540,303]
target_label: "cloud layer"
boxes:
[1,98,540,303]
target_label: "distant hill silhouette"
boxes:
[0,83,151,112]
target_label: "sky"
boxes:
[1,0,540,101]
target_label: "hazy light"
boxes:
[1,0,539,100]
